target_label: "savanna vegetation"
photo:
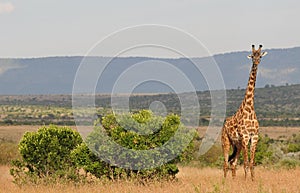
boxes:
[8,111,196,185]
[0,118,299,192]
[0,84,300,192]
[0,126,299,192]
[1,84,300,126]
[0,110,298,186]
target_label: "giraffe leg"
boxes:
[221,132,230,178]
[230,145,241,179]
[250,135,259,181]
[242,142,249,180]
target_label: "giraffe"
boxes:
[221,45,267,181]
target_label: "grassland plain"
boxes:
[1,126,300,192]
[1,126,299,142]
[1,165,300,193]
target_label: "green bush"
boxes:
[287,143,300,153]
[202,135,274,167]
[198,144,223,167]
[9,112,196,184]
[234,135,274,165]
[72,110,195,181]
[281,133,300,154]
[10,125,82,184]
[255,135,274,165]
[279,158,300,169]
[287,133,300,153]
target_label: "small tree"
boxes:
[237,134,274,165]
[10,125,82,184]
[255,135,274,165]
[72,110,196,181]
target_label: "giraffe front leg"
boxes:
[242,143,249,180]
[250,135,259,181]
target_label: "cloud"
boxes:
[0,2,14,14]
[259,67,297,84]
[239,64,298,84]
[0,61,24,75]
[259,67,296,79]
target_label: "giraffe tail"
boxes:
[228,145,237,162]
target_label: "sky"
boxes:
[1,0,300,58]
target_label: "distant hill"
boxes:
[0,84,300,126]
[0,47,300,95]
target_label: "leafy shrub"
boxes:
[72,110,195,181]
[234,135,274,165]
[10,125,82,184]
[278,158,300,169]
[286,133,300,153]
[198,144,223,167]
[71,142,180,181]
[254,135,274,165]
[71,143,109,179]
[204,135,275,167]
[287,143,300,153]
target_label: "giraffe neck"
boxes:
[240,63,258,112]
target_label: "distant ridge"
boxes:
[0,47,300,95]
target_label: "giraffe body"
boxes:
[221,45,267,181]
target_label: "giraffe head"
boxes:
[247,45,267,65]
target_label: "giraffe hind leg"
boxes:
[228,145,237,178]
[228,145,237,162]
[229,145,241,179]
[222,133,230,178]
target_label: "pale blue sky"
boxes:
[1,0,300,58]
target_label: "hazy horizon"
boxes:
[0,45,299,59]
[1,0,300,58]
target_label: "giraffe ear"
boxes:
[247,54,252,59]
[261,51,268,57]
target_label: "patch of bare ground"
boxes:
[197,126,300,140]
[259,127,300,140]
[0,125,40,142]
[0,125,92,142]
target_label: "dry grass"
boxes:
[1,165,300,193]
[1,125,300,192]
[259,127,300,140]
[0,125,40,142]
[0,125,92,142]
[197,126,300,140]
[1,126,299,143]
